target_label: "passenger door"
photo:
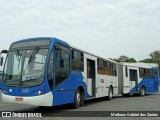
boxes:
[129,69,138,92]
[53,44,71,106]
[87,59,96,97]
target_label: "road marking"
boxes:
[141,97,160,101]
[56,117,64,120]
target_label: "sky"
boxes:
[0,0,160,61]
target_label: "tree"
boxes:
[126,58,137,63]
[118,55,129,62]
[150,50,160,60]
[139,58,155,63]
[140,50,160,70]
[113,55,136,63]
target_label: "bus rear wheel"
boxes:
[139,87,146,96]
[121,93,130,97]
[106,87,113,100]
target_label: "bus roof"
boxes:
[119,62,158,68]
[11,37,117,63]
[12,37,53,43]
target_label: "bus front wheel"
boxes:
[72,89,83,109]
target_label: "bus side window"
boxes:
[148,69,153,78]
[55,45,70,86]
[139,68,144,78]
[112,63,117,76]
[125,66,128,77]
[97,58,105,75]
[143,69,148,78]
[72,50,84,71]
[139,68,154,78]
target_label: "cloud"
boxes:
[0,0,160,61]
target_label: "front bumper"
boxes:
[2,92,53,106]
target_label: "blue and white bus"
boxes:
[0,37,118,108]
[117,63,159,96]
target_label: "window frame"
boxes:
[71,49,84,71]
[139,68,154,79]
[55,44,71,86]
[48,49,54,89]
[97,58,117,76]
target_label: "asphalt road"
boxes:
[0,89,160,120]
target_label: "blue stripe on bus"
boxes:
[52,71,90,106]
[130,67,159,93]
[130,78,159,93]
[0,80,2,89]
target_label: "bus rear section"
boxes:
[118,63,159,96]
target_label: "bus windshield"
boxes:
[3,46,49,87]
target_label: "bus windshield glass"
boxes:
[3,40,50,87]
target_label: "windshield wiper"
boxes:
[27,46,40,69]
[15,49,22,69]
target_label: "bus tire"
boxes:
[72,89,81,109]
[121,93,130,97]
[139,87,146,96]
[80,90,85,106]
[106,87,113,100]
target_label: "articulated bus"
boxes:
[0,37,159,108]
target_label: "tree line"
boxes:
[110,50,160,69]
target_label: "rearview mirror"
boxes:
[1,50,8,54]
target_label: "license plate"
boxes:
[15,97,23,101]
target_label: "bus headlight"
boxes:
[37,90,42,94]
[34,90,43,95]
[3,90,8,94]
